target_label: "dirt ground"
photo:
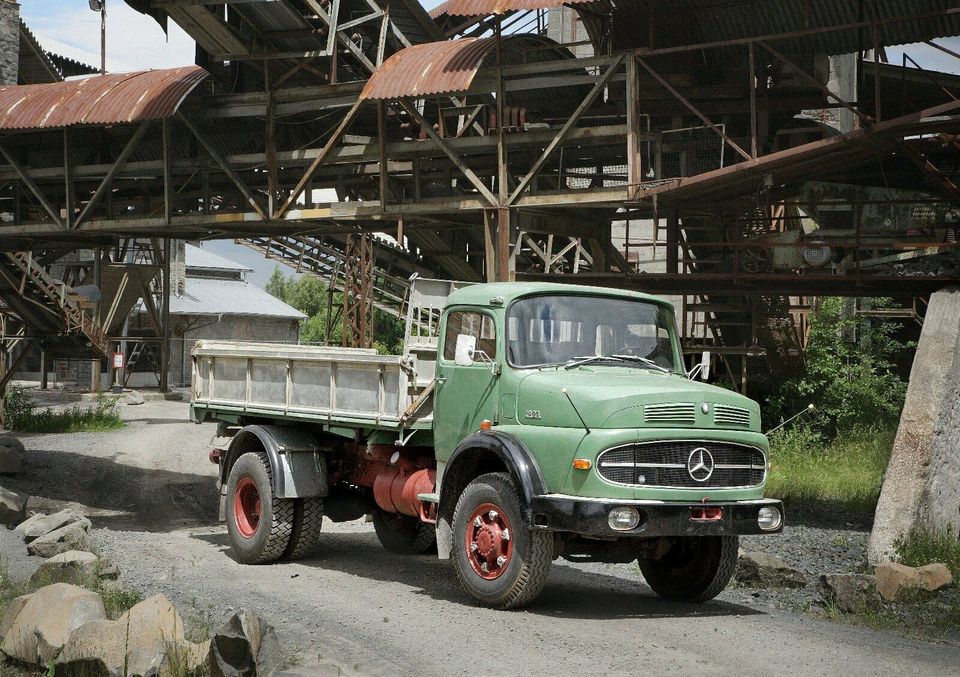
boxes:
[2,399,958,676]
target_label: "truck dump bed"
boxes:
[191,340,423,429]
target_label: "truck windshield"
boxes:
[506,295,679,371]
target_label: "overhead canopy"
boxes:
[0,66,208,131]
[360,35,584,103]
[430,0,595,17]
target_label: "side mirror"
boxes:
[454,334,477,366]
[700,351,711,381]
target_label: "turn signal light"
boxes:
[479,419,493,431]
[572,459,592,470]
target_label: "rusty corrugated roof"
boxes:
[360,38,498,100]
[430,0,595,17]
[0,66,208,131]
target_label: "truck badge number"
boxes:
[525,410,542,420]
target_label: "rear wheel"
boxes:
[372,509,436,554]
[638,535,738,602]
[451,473,552,609]
[284,498,324,560]
[225,452,294,564]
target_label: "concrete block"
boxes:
[869,286,960,563]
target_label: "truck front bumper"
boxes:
[529,495,784,538]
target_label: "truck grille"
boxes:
[713,404,751,428]
[643,403,696,425]
[596,441,766,489]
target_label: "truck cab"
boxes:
[192,280,782,609]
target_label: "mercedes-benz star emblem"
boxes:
[687,447,714,482]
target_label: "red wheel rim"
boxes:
[464,502,513,580]
[233,477,261,539]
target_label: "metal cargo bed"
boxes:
[191,341,424,428]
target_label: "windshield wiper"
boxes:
[563,355,624,370]
[611,354,672,373]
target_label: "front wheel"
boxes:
[638,535,738,603]
[451,473,553,609]
[225,452,294,564]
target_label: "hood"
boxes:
[514,367,760,431]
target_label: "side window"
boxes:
[443,311,497,361]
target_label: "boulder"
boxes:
[57,594,208,677]
[875,561,955,601]
[123,390,144,406]
[0,485,27,525]
[817,574,880,613]
[27,522,91,558]
[16,508,91,543]
[0,436,23,473]
[209,609,283,677]
[29,550,118,587]
[0,583,105,666]
[735,550,807,588]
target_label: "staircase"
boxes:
[0,252,111,358]
[240,234,426,318]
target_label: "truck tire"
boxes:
[637,535,738,603]
[451,472,552,609]
[372,509,436,555]
[284,498,324,561]
[225,452,294,564]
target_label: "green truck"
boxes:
[191,279,783,609]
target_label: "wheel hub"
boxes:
[464,502,513,580]
[234,477,261,539]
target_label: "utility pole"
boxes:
[89,0,106,74]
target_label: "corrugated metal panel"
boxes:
[431,0,595,17]
[361,34,584,101]
[361,38,498,100]
[593,0,960,55]
[0,66,208,131]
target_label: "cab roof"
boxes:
[444,281,673,310]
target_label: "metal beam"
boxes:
[75,122,151,228]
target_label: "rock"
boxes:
[875,561,955,601]
[16,508,90,543]
[123,390,144,406]
[0,436,23,473]
[209,609,283,677]
[57,594,207,677]
[27,522,91,558]
[917,562,954,591]
[29,550,118,587]
[735,550,807,588]
[0,583,105,666]
[0,485,27,525]
[817,574,880,613]
[869,286,960,563]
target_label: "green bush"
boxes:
[765,424,894,512]
[3,386,124,433]
[767,297,910,437]
[895,525,960,582]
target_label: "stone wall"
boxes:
[0,1,19,86]
[869,286,960,563]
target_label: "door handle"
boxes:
[435,376,447,384]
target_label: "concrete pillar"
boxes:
[0,1,20,87]
[869,286,960,563]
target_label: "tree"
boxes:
[264,268,403,353]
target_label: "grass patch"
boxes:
[764,424,894,513]
[895,525,960,582]
[3,386,124,433]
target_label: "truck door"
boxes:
[433,309,500,460]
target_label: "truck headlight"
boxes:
[757,506,782,531]
[608,506,640,531]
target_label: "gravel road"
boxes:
[3,399,958,676]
